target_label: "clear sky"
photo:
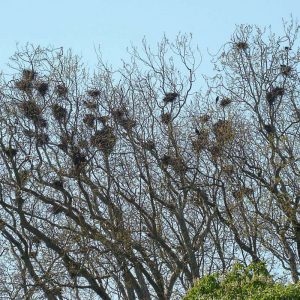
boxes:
[0,0,298,73]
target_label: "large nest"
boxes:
[22,69,36,81]
[52,104,67,121]
[266,87,285,105]
[192,129,209,153]
[52,180,64,189]
[19,100,42,121]
[220,98,232,107]
[264,124,276,134]
[142,140,155,151]
[3,147,17,158]
[235,41,248,50]
[55,84,68,97]
[199,114,210,123]
[209,145,223,161]
[119,118,137,131]
[36,133,50,146]
[35,117,48,128]
[163,92,179,103]
[161,113,172,124]
[83,100,97,110]
[83,114,96,127]
[72,150,87,167]
[280,65,292,76]
[91,126,117,155]
[213,120,234,144]
[35,82,49,96]
[87,89,101,98]
[15,80,32,93]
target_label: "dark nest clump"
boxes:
[83,114,96,127]
[72,150,87,167]
[161,112,172,124]
[22,69,36,81]
[23,129,35,138]
[209,145,223,161]
[163,92,179,103]
[15,80,32,93]
[142,140,155,151]
[35,82,49,96]
[19,100,42,121]
[87,89,101,98]
[119,118,137,131]
[171,158,187,174]
[161,154,172,166]
[36,133,50,146]
[98,115,109,125]
[3,147,17,158]
[53,180,64,189]
[280,65,292,76]
[199,114,210,123]
[264,124,276,134]
[192,129,209,153]
[220,97,232,107]
[35,117,48,128]
[266,87,285,105]
[235,41,248,50]
[55,84,68,97]
[111,108,126,120]
[83,100,97,110]
[52,104,67,121]
[213,120,234,144]
[90,126,117,155]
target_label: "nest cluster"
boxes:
[91,126,117,155]
[163,92,179,103]
[266,87,285,105]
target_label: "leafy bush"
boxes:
[184,262,300,300]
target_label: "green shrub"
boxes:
[184,262,300,300]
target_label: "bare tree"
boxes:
[0,21,299,299]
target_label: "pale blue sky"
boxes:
[0,0,298,72]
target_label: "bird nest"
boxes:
[235,42,248,50]
[52,104,67,121]
[280,65,292,76]
[3,147,17,158]
[142,140,155,151]
[161,113,172,124]
[72,151,87,167]
[36,133,50,146]
[53,180,64,189]
[15,80,32,93]
[163,92,179,103]
[55,84,68,97]
[220,98,232,107]
[35,82,49,96]
[264,124,276,134]
[87,89,101,98]
[83,114,96,127]
[199,114,210,123]
[22,69,36,81]
[213,120,234,144]
[19,100,42,121]
[90,127,117,155]
[266,87,285,105]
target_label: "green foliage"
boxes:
[184,262,300,300]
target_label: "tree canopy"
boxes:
[0,20,300,299]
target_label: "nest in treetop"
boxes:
[87,89,101,98]
[90,126,117,155]
[83,100,97,110]
[98,115,109,125]
[35,117,48,128]
[36,133,50,146]
[22,69,36,81]
[15,79,32,93]
[3,147,17,158]
[72,150,87,167]
[220,97,232,107]
[52,104,67,121]
[161,154,172,166]
[209,145,223,161]
[280,65,292,76]
[142,140,155,151]
[192,129,209,153]
[35,82,49,96]
[23,129,35,138]
[213,120,234,144]
[266,87,285,105]
[55,84,68,97]
[111,108,126,120]
[264,124,275,134]
[19,100,42,121]
[223,165,234,175]
[235,41,248,50]
[119,117,137,131]
[161,112,172,124]
[163,92,179,103]
[171,157,187,173]
[199,114,210,123]
[53,180,64,189]
[83,114,96,127]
